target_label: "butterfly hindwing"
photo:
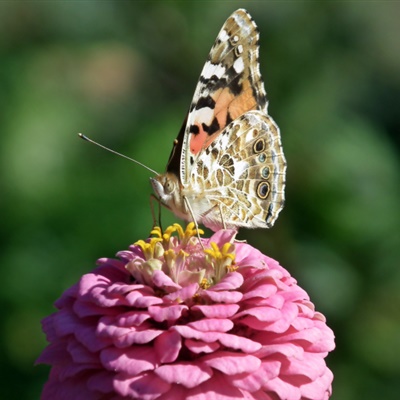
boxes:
[186,110,285,231]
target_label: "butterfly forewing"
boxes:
[154,9,286,232]
[171,9,268,185]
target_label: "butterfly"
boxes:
[151,8,286,232]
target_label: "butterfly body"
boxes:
[152,9,286,232]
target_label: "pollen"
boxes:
[200,277,211,289]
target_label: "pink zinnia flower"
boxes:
[37,223,335,399]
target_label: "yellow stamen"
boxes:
[134,237,163,260]
[150,226,163,239]
[178,222,204,246]
[204,241,236,283]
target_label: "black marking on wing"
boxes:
[202,117,220,135]
[190,124,200,134]
[226,111,233,125]
[195,95,216,110]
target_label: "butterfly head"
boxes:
[151,173,186,217]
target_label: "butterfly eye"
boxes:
[257,182,270,199]
[253,138,265,153]
[163,179,175,194]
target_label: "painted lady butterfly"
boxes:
[151,9,286,232]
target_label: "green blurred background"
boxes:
[1,1,399,399]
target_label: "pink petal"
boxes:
[173,325,261,353]
[188,318,233,332]
[148,304,188,322]
[67,340,98,364]
[202,289,243,303]
[125,290,163,307]
[185,370,244,399]
[112,310,151,326]
[36,341,69,365]
[74,300,119,318]
[281,352,326,381]
[97,319,162,347]
[263,376,302,400]
[300,367,333,399]
[202,351,261,374]
[155,362,213,388]
[217,333,262,353]
[241,283,279,301]
[157,384,189,400]
[51,308,80,337]
[87,370,114,393]
[235,306,282,323]
[101,346,158,375]
[185,339,220,354]
[192,304,240,318]
[155,330,182,363]
[164,283,199,302]
[207,230,237,246]
[75,320,110,353]
[152,270,181,290]
[235,244,268,269]
[254,342,304,359]
[114,371,171,400]
[107,282,153,296]
[211,272,243,290]
[228,359,281,392]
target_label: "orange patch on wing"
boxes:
[190,124,208,154]
[228,80,258,118]
[189,80,258,155]
[214,88,234,123]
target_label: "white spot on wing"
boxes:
[220,133,230,149]
[201,61,226,80]
[233,57,244,74]
[234,160,249,180]
[218,29,229,42]
[194,107,214,125]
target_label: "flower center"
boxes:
[127,223,236,291]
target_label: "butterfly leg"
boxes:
[218,203,227,230]
[183,196,205,250]
[149,194,163,232]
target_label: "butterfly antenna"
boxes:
[78,133,159,176]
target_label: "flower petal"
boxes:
[114,371,171,400]
[101,346,158,375]
[185,371,245,400]
[202,351,261,374]
[202,289,243,303]
[192,304,240,318]
[155,330,182,363]
[185,339,220,354]
[188,318,233,333]
[148,304,188,322]
[155,362,213,388]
